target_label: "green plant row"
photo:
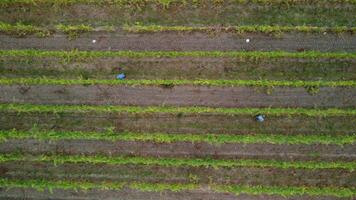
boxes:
[1,21,355,37]
[1,129,355,145]
[1,103,355,116]
[124,25,356,34]
[1,77,355,87]
[0,0,355,7]
[1,49,355,60]
[0,178,354,197]
[0,22,95,38]
[1,153,355,170]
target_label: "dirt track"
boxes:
[2,112,355,136]
[0,139,354,161]
[1,57,355,81]
[0,188,349,200]
[0,32,355,52]
[1,162,354,187]
[0,85,355,108]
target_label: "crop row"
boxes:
[0,178,354,198]
[1,103,355,116]
[1,77,355,87]
[1,50,354,60]
[0,129,354,145]
[1,153,355,170]
[1,22,355,37]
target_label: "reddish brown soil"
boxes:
[2,112,354,136]
[0,32,355,52]
[0,85,355,108]
[0,139,354,161]
[1,162,354,187]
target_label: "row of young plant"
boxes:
[1,22,355,37]
[1,49,354,61]
[0,178,354,197]
[1,77,355,87]
[0,129,354,145]
[1,103,355,116]
[1,153,355,170]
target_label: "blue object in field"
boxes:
[116,73,126,80]
[255,114,265,122]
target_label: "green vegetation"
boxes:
[1,129,354,145]
[124,25,356,34]
[0,22,93,38]
[1,50,354,61]
[55,24,94,39]
[1,77,355,87]
[0,22,51,37]
[0,21,355,37]
[1,153,355,170]
[1,103,355,116]
[0,178,354,197]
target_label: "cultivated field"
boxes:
[0,0,355,199]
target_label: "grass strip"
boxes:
[0,129,354,145]
[0,0,355,7]
[0,178,354,198]
[124,25,356,34]
[1,49,355,60]
[0,153,355,170]
[1,103,355,116]
[1,78,355,87]
[1,21,355,36]
[0,22,94,38]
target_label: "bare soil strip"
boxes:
[1,161,354,187]
[0,85,355,108]
[0,187,348,200]
[0,139,354,161]
[1,57,355,81]
[1,112,354,136]
[0,32,355,51]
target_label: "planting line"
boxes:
[0,129,354,145]
[0,178,354,198]
[1,50,355,59]
[1,103,355,116]
[0,78,355,87]
[0,153,355,170]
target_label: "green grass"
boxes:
[0,22,93,38]
[1,153,355,170]
[124,25,356,34]
[1,77,355,87]
[1,129,354,145]
[1,21,355,37]
[1,103,355,116]
[0,22,51,37]
[0,178,354,197]
[1,50,355,60]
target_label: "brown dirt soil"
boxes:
[0,85,355,108]
[1,162,355,187]
[0,188,349,200]
[1,57,355,81]
[1,112,355,136]
[0,139,354,161]
[0,32,355,52]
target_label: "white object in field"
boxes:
[246,38,250,43]
[323,32,327,35]
[92,39,97,43]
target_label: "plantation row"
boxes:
[1,22,356,38]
